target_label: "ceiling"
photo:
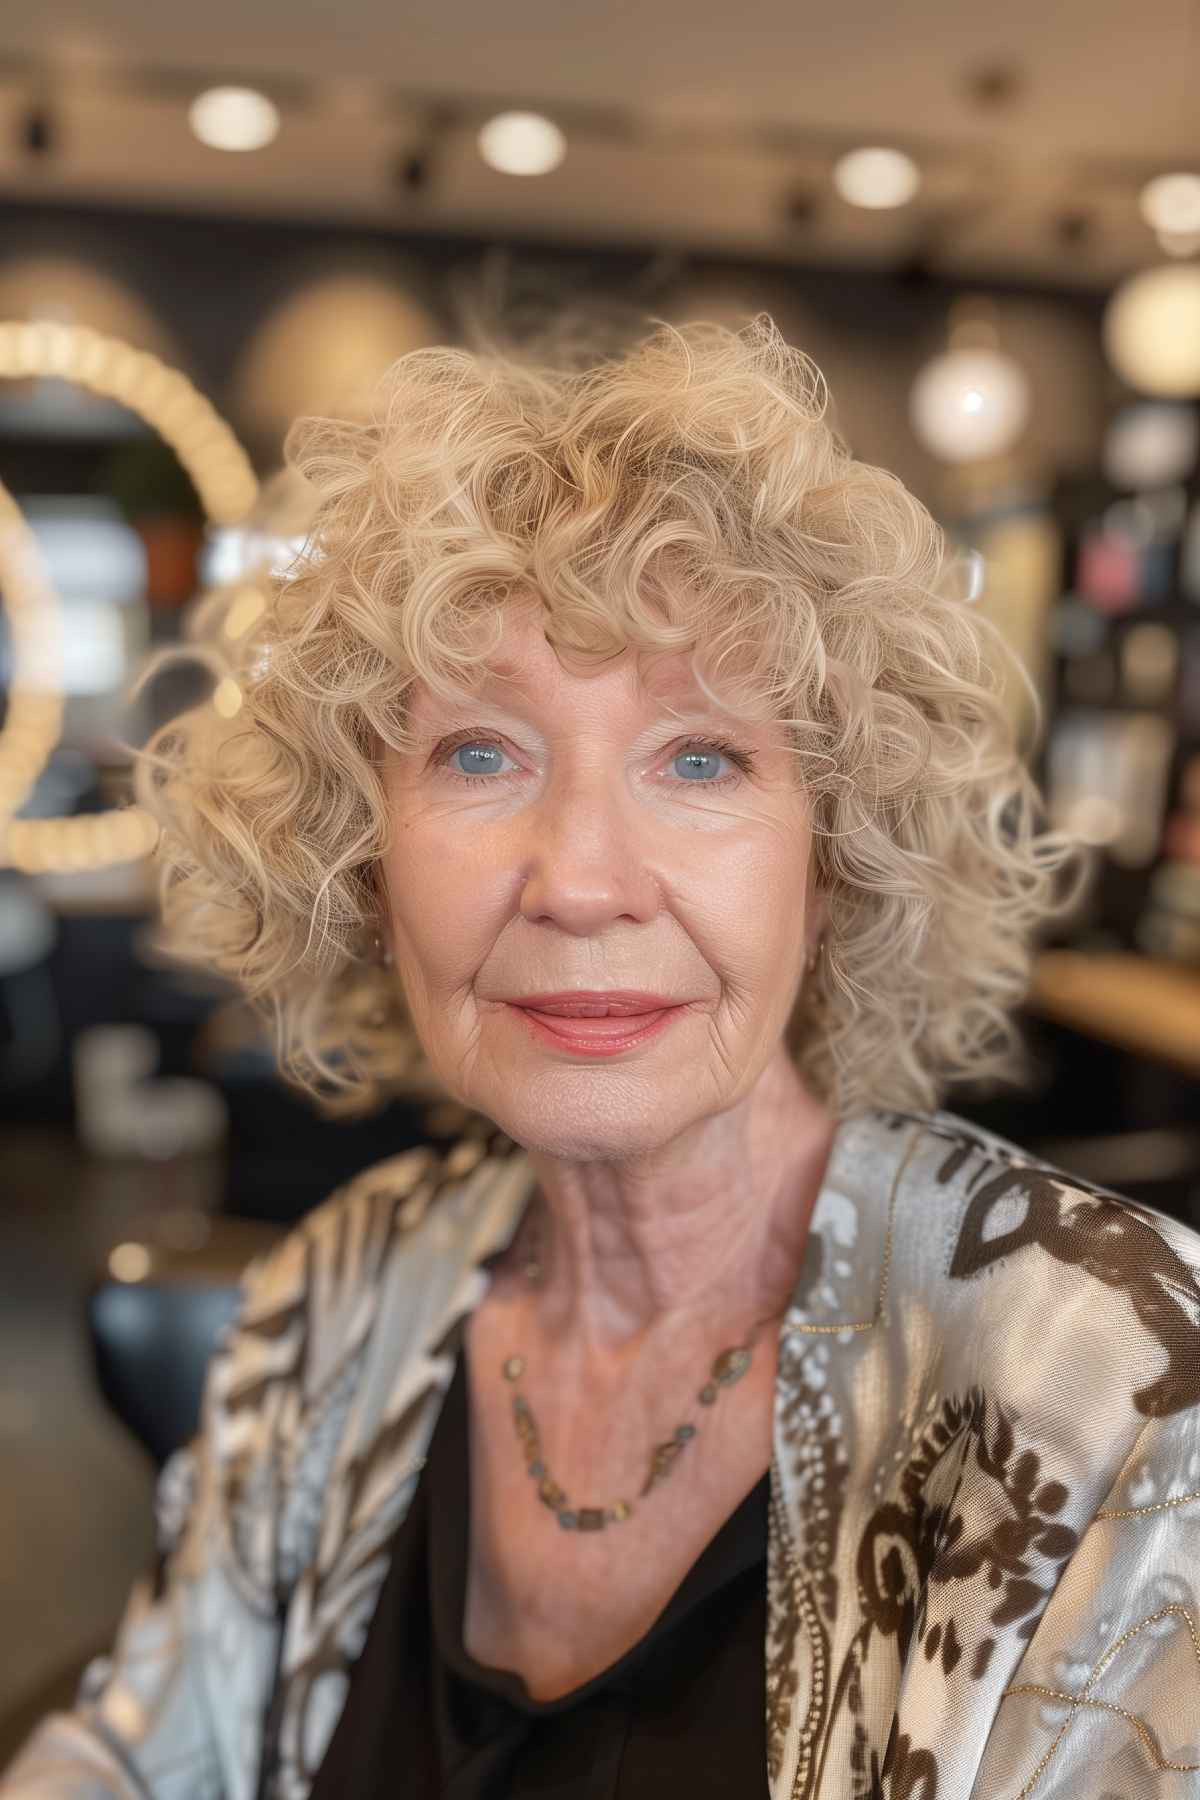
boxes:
[0,0,1196,290]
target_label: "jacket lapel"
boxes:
[765,1113,922,1797]
[280,1113,912,1800]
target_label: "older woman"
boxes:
[5,314,1199,1800]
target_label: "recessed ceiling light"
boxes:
[477,110,566,177]
[832,146,920,210]
[189,86,280,153]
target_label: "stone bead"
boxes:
[577,1508,606,1530]
[610,1500,632,1521]
[711,1347,752,1384]
[699,1382,718,1404]
[558,1510,579,1529]
[674,1423,696,1441]
[538,1477,567,1508]
[529,1459,546,1478]
[503,1356,525,1381]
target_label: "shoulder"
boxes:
[879,1105,1200,1422]
[196,1117,522,1588]
[221,1113,535,1393]
[232,1116,518,1332]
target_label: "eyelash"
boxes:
[430,728,758,791]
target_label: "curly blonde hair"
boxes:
[132,310,1090,1121]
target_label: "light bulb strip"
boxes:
[0,489,65,827]
[0,322,257,523]
[0,321,258,874]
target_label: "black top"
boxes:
[308,1322,770,1799]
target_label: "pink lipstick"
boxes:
[505,1000,686,1056]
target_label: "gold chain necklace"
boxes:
[501,1192,771,1532]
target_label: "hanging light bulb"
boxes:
[909,346,1031,462]
[1104,263,1200,396]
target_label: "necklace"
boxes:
[501,1191,772,1531]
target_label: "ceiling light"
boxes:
[189,86,280,153]
[1104,263,1200,396]
[832,146,920,210]
[909,347,1031,462]
[1140,172,1200,236]
[477,111,566,177]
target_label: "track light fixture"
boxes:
[19,102,54,157]
[393,148,431,193]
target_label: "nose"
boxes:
[515,764,662,934]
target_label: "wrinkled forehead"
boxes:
[403,604,763,728]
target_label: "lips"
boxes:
[520,1007,671,1041]
[505,991,683,1017]
[506,999,685,1053]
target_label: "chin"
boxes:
[465,1075,719,1168]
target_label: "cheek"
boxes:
[670,840,810,1008]
[705,824,811,940]
[380,830,502,973]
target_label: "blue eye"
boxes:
[672,745,735,783]
[446,741,515,783]
[434,732,755,789]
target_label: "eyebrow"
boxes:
[410,696,748,735]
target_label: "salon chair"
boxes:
[86,1213,288,1467]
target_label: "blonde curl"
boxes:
[131,311,1091,1120]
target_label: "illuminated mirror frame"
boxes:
[0,321,258,872]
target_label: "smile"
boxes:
[506,1003,686,1056]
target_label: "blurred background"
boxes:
[3,0,1200,1757]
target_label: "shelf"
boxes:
[1028,949,1200,1081]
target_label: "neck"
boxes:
[502,1051,840,1356]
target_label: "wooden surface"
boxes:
[1029,950,1200,1080]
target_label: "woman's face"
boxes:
[379,601,826,1162]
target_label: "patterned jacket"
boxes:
[3,1105,1199,1799]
